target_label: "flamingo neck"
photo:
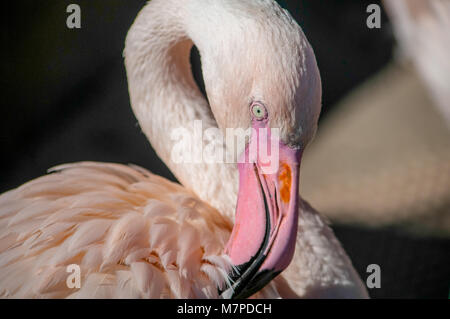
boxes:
[124,0,368,298]
[124,0,238,219]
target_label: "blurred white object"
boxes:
[384,0,450,126]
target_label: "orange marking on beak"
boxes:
[279,163,291,203]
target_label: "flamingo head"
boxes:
[200,4,322,299]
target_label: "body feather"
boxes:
[0,162,240,298]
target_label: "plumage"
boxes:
[0,0,368,298]
[0,162,235,298]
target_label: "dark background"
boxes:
[1,0,449,298]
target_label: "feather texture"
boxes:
[0,162,239,298]
[0,0,368,299]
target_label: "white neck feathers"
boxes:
[124,0,239,219]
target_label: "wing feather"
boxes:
[0,162,233,298]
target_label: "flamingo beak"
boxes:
[220,128,301,299]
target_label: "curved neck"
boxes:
[124,0,238,219]
[124,0,367,298]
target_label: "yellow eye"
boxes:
[251,103,266,120]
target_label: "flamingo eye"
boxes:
[251,103,267,120]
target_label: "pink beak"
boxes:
[221,119,301,299]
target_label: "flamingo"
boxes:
[0,0,368,299]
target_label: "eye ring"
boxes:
[250,102,267,121]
